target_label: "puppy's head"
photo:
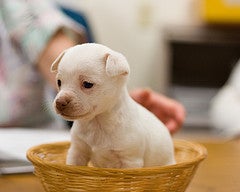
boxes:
[51,43,130,121]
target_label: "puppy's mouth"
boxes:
[57,111,91,120]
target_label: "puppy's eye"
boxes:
[83,81,94,89]
[57,79,61,87]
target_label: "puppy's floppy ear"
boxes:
[50,50,66,72]
[105,52,130,77]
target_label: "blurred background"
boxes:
[57,0,240,139]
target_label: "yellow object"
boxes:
[27,140,207,192]
[202,0,240,24]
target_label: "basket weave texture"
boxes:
[27,140,207,192]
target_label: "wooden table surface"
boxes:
[0,139,239,192]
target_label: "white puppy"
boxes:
[51,43,175,168]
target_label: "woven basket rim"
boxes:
[27,139,207,174]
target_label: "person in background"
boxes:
[0,0,185,134]
[210,59,240,137]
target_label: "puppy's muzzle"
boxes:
[55,97,71,112]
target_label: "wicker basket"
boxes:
[27,140,207,192]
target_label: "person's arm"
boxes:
[1,0,86,90]
[37,30,78,89]
[130,88,185,134]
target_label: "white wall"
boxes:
[58,0,201,92]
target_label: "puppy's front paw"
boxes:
[120,158,144,168]
[66,154,89,166]
[66,147,89,166]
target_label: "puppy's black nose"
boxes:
[55,97,71,111]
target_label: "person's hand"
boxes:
[130,88,185,134]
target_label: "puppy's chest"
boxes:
[78,121,118,148]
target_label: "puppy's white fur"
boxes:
[51,43,175,168]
